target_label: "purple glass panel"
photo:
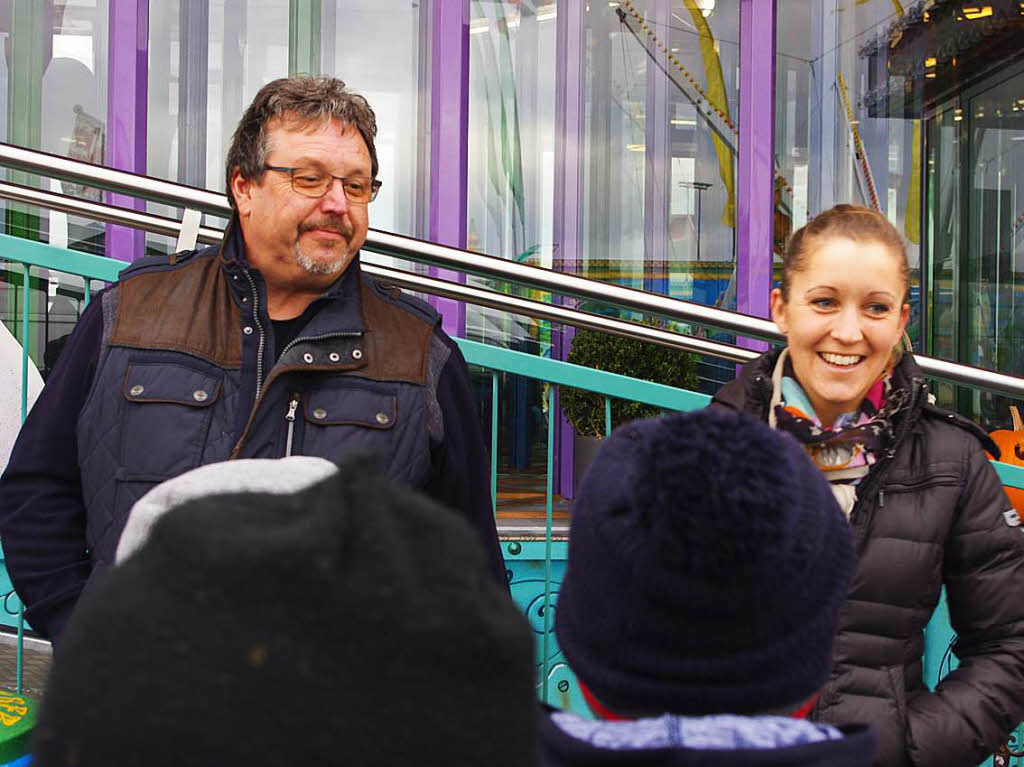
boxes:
[553,0,585,498]
[105,0,149,262]
[736,0,776,349]
[428,0,469,337]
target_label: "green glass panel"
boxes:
[288,0,322,75]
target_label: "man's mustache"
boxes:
[298,217,354,238]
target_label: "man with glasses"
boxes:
[0,76,506,643]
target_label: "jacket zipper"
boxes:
[284,395,300,457]
[229,330,363,459]
[278,330,362,359]
[241,268,267,398]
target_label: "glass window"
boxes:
[0,0,108,374]
[929,65,1024,425]
[146,0,423,254]
[584,0,740,311]
[321,0,424,239]
[467,0,558,351]
[146,0,290,252]
[780,2,1024,423]
[776,0,924,359]
[465,1,560,525]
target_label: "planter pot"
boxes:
[573,434,604,492]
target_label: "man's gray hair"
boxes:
[224,75,378,208]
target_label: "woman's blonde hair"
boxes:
[781,204,909,303]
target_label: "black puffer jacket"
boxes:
[713,350,1024,767]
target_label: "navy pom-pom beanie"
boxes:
[555,407,856,716]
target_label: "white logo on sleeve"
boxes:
[1003,510,1021,528]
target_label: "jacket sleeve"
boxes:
[906,438,1024,765]
[0,296,103,641]
[422,335,508,588]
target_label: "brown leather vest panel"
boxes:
[110,256,243,369]
[355,282,433,385]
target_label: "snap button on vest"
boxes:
[376,412,390,425]
[193,390,208,403]
[303,353,314,363]
[243,326,253,335]
[329,353,340,362]
[129,384,144,396]
[352,349,363,360]
[313,408,327,420]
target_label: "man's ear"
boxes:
[231,167,253,217]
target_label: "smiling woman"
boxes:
[770,216,910,429]
[713,204,1024,767]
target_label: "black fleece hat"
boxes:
[555,408,856,716]
[33,455,537,767]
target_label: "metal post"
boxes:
[541,384,556,703]
[428,0,470,337]
[491,372,499,516]
[17,264,30,695]
[736,0,777,344]
[106,0,149,262]
[696,185,703,263]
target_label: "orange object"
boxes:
[987,406,1024,521]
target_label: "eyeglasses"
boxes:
[263,165,381,204]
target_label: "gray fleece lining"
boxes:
[426,335,451,444]
[101,288,119,348]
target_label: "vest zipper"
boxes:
[278,330,362,358]
[241,268,267,398]
[284,394,300,457]
[229,331,363,459]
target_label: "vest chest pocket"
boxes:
[299,383,398,462]
[120,362,222,479]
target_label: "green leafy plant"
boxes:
[561,326,699,438]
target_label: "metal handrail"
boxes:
[0,143,230,216]
[0,181,224,243]
[365,264,759,363]
[2,140,1024,399]
[0,177,756,361]
[0,141,778,338]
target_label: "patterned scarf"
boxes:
[768,350,904,517]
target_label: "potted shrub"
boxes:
[561,326,699,489]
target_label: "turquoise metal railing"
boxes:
[3,236,121,696]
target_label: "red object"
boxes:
[578,680,820,721]
[987,407,1024,522]
[788,694,819,720]
[579,681,628,721]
